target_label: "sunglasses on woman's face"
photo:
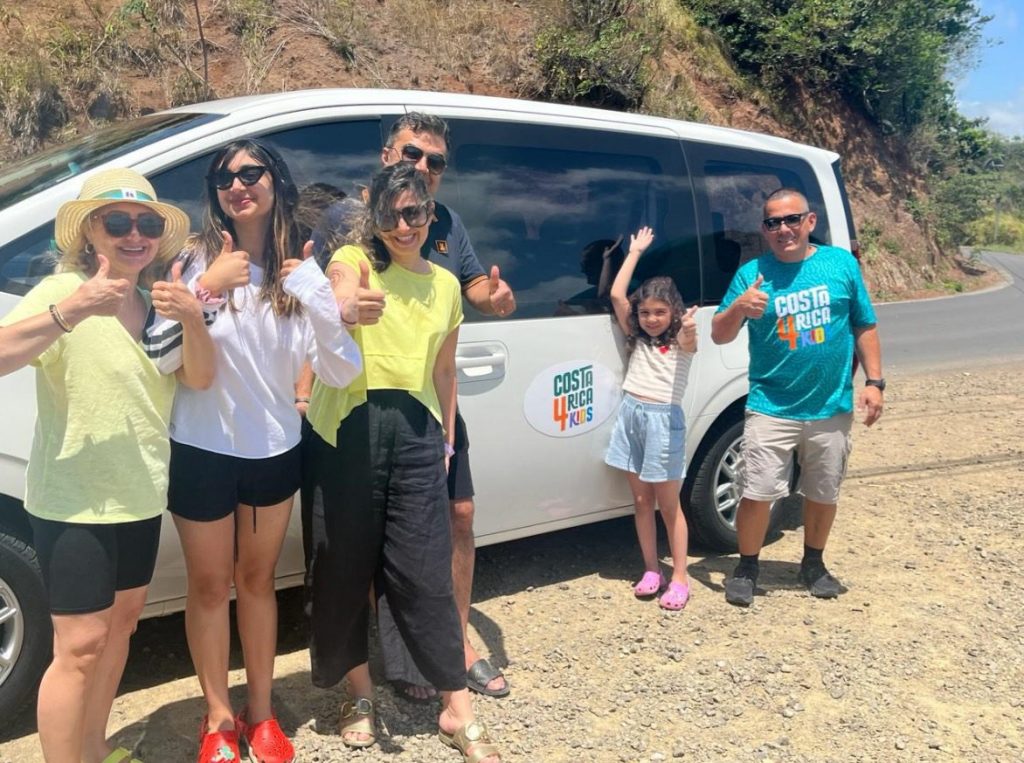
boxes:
[393,144,448,175]
[95,211,166,239]
[209,165,269,190]
[376,201,434,232]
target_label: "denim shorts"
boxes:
[604,394,686,483]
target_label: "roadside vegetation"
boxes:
[0,0,1020,284]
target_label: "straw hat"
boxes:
[55,168,191,262]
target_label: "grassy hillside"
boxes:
[0,0,1013,296]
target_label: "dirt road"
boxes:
[3,363,1023,762]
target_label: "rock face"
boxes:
[0,0,980,298]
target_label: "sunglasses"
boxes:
[209,165,269,190]
[95,210,166,239]
[392,144,448,175]
[762,212,810,231]
[376,201,435,232]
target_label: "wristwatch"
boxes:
[865,378,886,392]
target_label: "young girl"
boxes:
[605,226,698,611]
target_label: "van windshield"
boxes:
[0,112,221,210]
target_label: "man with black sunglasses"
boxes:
[304,112,514,700]
[711,188,884,608]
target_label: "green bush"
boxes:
[683,0,986,135]
[0,54,68,155]
[534,0,657,110]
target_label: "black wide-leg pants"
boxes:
[307,389,466,691]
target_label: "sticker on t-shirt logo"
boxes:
[435,240,449,255]
[774,284,832,350]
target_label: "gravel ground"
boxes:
[2,362,1023,762]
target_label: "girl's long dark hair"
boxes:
[352,163,432,272]
[193,139,302,316]
[626,276,686,353]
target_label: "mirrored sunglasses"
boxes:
[376,201,434,232]
[762,212,810,231]
[396,144,448,175]
[95,210,166,239]
[209,165,269,190]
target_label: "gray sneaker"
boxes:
[799,563,841,598]
[724,572,756,607]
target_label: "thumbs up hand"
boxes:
[679,304,699,351]
[199,231,251,296]
[738,273,769,319]
[280,240,312,283]
[73,254,131,318]
[487,265,516,317]
[353,258,386,325]
[152,259,203,323]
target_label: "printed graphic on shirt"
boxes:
[523,360,620,438]
[774,284,831,350]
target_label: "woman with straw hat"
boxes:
[0,168,215,763]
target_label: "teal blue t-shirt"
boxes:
[717,245,877,420]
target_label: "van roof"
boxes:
[169,88,840,163]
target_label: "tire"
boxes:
[683,416,787,552]
[0,529,52,721]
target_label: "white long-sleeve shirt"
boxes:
[145,257,361,458]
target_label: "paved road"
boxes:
[876,251,1024,372]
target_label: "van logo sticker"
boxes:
[523,360,619,438]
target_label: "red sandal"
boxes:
[197,717,241,763]
[236,707,295,763]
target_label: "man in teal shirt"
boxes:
[711,188,884,607]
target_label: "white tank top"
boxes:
[622,341,694,406]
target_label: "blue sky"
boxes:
[955,0,1024,136]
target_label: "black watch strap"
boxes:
[865,378,886,392]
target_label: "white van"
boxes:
[0,89,859,718]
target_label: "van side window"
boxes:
[685,143,829,304]
[0,226,57,296]
[0,120,383,296]
[441,120,698,319]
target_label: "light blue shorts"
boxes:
[604,394,686,483]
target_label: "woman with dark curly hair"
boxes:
[304,162,501,762]
[605,226,699,612]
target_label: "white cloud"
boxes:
[958,85,1024,136]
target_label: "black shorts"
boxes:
[29,514,162,615]
[447,410,474,501]
[168,440,302,522]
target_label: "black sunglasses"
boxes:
[376,201,435,232]
[392,144,448,175]
[762,212,810,231]
[95,210,166,239]
[209,165,269,190]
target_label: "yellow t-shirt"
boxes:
[308,245,463,446]
[0,273,176,523]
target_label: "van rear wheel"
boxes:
[683,417,786,552]
[0,530,51,721]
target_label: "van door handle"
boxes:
[457,350,506,377]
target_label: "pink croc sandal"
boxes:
[659,580,691,611]
[633,570,665,598]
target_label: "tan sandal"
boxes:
[339,697,376,749]
[438,720,501,762]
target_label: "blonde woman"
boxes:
[0,169,214,763]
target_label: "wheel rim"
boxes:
[713,434,744,530]
[0,578,25,690]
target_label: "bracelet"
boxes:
[49,304,73,333]
[444,442,455,458]
[294,396,310,404]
